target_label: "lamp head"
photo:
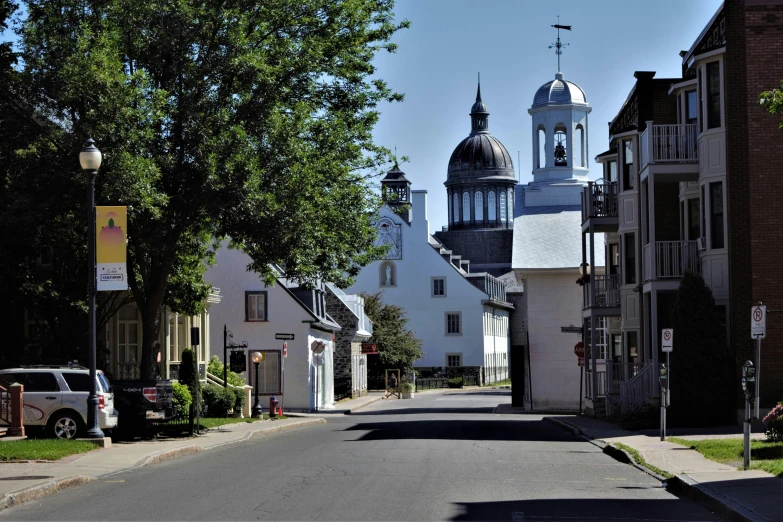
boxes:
[251,351,265,364]
[579,263,590,275]
[79,138,102,171]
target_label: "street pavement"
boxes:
[0,389,723,521]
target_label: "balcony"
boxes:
[643,240,700,282]
[583,274,620,310]
[639,123,699,180]
[581,181,619,231]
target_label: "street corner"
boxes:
[0,475,92,512]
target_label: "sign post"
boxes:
[574,342,585,415]
[281,341,287,415]
[751,303,766,419]
[661,329,673,440]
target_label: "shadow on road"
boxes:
[449,498,719,521]
[344,419,583,442]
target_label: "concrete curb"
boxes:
[136,444,205,468]
[543,416,764,522]
[343,396,383,414]
[0,475,92,512]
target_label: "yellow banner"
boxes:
[96,206,128,291]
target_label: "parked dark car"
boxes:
[111,379,175,437]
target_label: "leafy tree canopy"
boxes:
[9,0,408,378]
[760,80,783,128]
[360,291,422,372]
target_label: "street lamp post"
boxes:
[80,138,104,439]
[251,351,264,418]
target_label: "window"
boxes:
[62,373,91,392]
[169,313,188,362]
[688,198,700,241]
[23,372,60,392]
[446,353,462,367]
[432,277,446,297]
[453,193,460,222]
[686,90,698,124]
[245,291,268,321]
[606,160,617,183]
[627,331,639,363]
[475,192,483,221]
[251,351,281,394]
[508,189,514,220]
[698,68,704,133]
[701,185,706,243]
[380,261,396,287]
[462,192,470,222]
[622,139,634,191]
[537,127,546,168]
[0,373,23,388]
[488,192,496,220]
[710,182,724,249]
[446,312,461,335]
[500,192,507,222]
[624,233,636,285]
[119,305,139,365]
[609,243,620,275]
[706,61,721,129]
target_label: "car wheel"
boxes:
[48,412,84,440]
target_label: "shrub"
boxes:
[207,355,245,387]
[171,382,192,418]
[398,382,414,393]
[448,377,463,388]
[763,404,783,442]
[232,387,245,413]
[201,384,236,417]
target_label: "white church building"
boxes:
[512,70,604,411]
[346,166,513,383]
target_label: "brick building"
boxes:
[580,0,783,420]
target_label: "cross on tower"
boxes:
[548,16,572,72]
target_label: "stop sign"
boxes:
[574,342,584,357]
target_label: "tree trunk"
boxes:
[139,301,163,380]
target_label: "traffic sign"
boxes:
[283,341,287,358]
[662,329,673,352]
[751,305,766,339]
[574,342,584,357]
[275,333,295,340]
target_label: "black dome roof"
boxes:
[447,81,515,181]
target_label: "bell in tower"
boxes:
[381,164,412,224]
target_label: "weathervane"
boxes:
[549,15,572,73]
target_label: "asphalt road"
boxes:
[1,390,723,521]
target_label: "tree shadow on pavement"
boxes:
[449,498,720,521]
[344,419,584,442]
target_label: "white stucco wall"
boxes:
[347,191,494,368]
[205,246,334,411]
[522,270,583,410]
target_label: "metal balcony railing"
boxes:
[640,123,698,170]
[643,240,700,281]
[581,181,619,222]
[582,274,620,309]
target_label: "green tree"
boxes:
[669,272,735,427]
[14,0,408,378]
[360,291,422,373]
[760,80,783,128]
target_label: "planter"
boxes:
[401,392,414,399]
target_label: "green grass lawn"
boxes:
[0,439,101,461]
[613,442,674,479]
[669,437,783,477]
[197,414,286,430]
[484,379,511,387]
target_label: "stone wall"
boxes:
[325,290,360,400]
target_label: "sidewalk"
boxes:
[0,415,327,512]
[544,414,782,522]
[284,392,384,417]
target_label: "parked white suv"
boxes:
[0,365,119,439]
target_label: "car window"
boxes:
[98,373,111,393]
[24,372,60,392]
[0,373,24,388]
[62,373,91,392]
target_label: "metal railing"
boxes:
[585,370,607,399]
[643,240,700,281]
[606,362,642,394]
[0,384,25,436]
[584,275,620,308]
[619,361,656,413]
[116,362,141,380]
[581,181,619,222]
[640,123,698,169]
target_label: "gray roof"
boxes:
[532,72,587,108]
[511,187,604,270]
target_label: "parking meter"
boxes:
[742,361,756,400]
[659,364,668,390]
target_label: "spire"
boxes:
[470,73,489,134]
[548,15,572,73]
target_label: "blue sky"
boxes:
[371,0,724,233]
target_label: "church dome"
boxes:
[447,134,515,180]
[532,72,587,108]
[447,81,515,181]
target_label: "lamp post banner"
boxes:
[96,206,128,291]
